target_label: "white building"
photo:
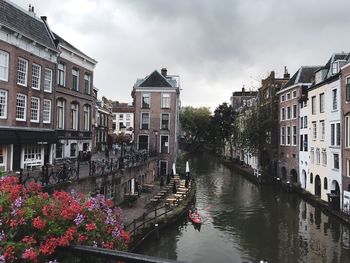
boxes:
[112,102,134,135]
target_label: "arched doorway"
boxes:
[314,175,321,197]
[281,167,287,182]
[329,180,341,211]
[302,170,307,189]
[290,169,298,184]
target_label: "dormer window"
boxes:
[332,62,339,74]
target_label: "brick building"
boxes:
[132,68,180,176]
[0,2,59,171]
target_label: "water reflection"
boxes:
[136,153,350,263]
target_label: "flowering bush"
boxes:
[0,175,130,262]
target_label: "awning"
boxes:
[16,130,59,144]
[0,129,58,145]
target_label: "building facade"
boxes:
[132,68,180,176]
[0,2,59,171]
[52,33,97,160]
[277,66,319,186]
[111,102,134,135]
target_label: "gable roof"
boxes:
[0,1,56,50]
[52,32,96,63]
[137,70,173,88]
[283,66,320,89]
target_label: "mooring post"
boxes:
[155,223,159,239]
[133,219,136,237]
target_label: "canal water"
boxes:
[135,152,350,263]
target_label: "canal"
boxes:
[135,152,350,262]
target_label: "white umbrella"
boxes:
[172,163,177,175]
[186,161,190,173]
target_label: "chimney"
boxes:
[28,4,31,12]
[284,66,290,79]
[161,68,167,77]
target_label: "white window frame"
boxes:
[83,105,90,131]
[287,93,291,100]
[304,116,307,128]
[57,62,66,86]
[292,104,297,119]
[312,121,317,140]
[16,93,27,121]
[161,93,170,108]
[346,116,350,148]
[334,153,339,169]
[23,145,42,167]
[0,146,6,170]
[280,127,285,145]
[160,135,169,153]
[281,108,285,121]
[43,99,51,124]
[322,149,327,166]
[286,126,291,145]
[140,112,150,130]
[44,68,53,92]
[84,73,91,94]
[56,100,65,129]
[281,95,285,102]
[347,159,350,177]
[0,50,9,82]
[287,106,291,119]
[319,120,325,141]
[141,93,150,109]
[292,125,297,146]
[17,58,28,86]
[32,63,41,90]
[319,93,324,113]
[300,117,303,129]
[0,89,8,119]
[30,97,40,123]
[332,88,337,110]
[138,134,149,150]
[292,90,297,98]
[312,96,316,114]
[72,68,79,91]
[310,148,314,164]
[71,103,79,130]
[161,113,170,130]
[316,148,320,165]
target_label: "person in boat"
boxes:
[190,204,196,213]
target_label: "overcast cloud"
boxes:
[12,0,350,111]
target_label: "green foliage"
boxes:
[180,106,212,150]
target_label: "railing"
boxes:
[57,245,185,262]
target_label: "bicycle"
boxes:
[49,159,78,184]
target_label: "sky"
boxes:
[11,0,350,111]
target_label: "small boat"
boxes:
[188,210,202,224]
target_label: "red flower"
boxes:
[78,234,88,243]
[22,248,38,261]
[40,237,58,255]
[33,216,46,230]
[0,205,3,213]
[22,235,37,245]
[86,222,96,231]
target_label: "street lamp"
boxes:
[120,125,126,157]
[154,130,158,154]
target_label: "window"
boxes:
[316,148,320,165]
[141,112,149,130]
[70,143,77,157]
[304,116,307,128]
[32,63,41,90]
[292,125,297,145]
[0,50,9,81]
[346,77,350,101]
[312,96,316,114]
[0,146,4,167]
[30,97,40,123]
[16,94,26,121]
[310,148,314,164]
[141,93,150,108]
[57,62,66,86]
[159,160,168,176]
[332,89,337,110]
[331,123,340,146]
[161,113,170,130]
[44,68,52,92]
[84,73,91,94]
[56,143,64,159]
[292,90,297,98]
[324,178,328,190]
[320,120,325,140]
[56,100,65,129]
[286,126,291,145]
[17,58,28,86]
[310,173,313,184]
[312,121,317,140]
[304,134,308,151]
[138,135,149,150]
[292,105,297,119]
[287,93,291,100]
[126,113,131,120]
[300,135,303,151]
[160,135,169,153]
[43,99,51,123]
[332,62,339,74]
[300,117,303,129]
[71,103,79,130]
[161,93,170,108]
[119,114,124,119]
[281,108,285,120]
[72,68,79,91]
[347,159,350,177]
[0,90,7,119]
[334,153,339,169]
[83,105,90,130]
[346,116,350,148]
[24,145,42,166]
[281,95,285,102]
[319,93,324,113]
[281,127,285,145]
[322,149,327,166]
[287,107,291,119]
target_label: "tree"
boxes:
[211,103,237,157]
[180,106,211,151]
